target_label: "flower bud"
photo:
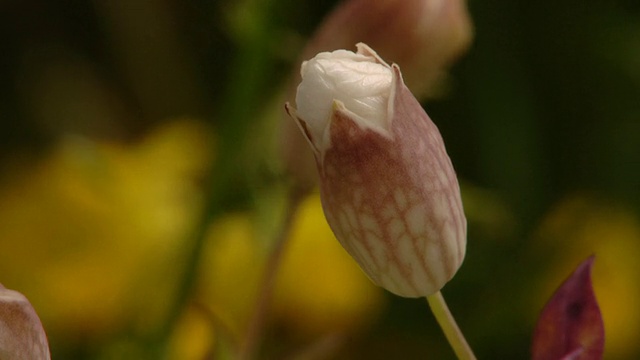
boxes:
[281,0,473,193]
[285,44,466,297]
[0,284,51,360]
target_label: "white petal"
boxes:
[295,48,393,148]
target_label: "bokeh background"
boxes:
[1,0,639,359]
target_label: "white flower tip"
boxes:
[354,43,389,67]
[294,44,394,149]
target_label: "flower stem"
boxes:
[426,291,476,360]
[236,189,304,360]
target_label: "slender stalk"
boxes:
[426,291,476,360]
[236,189,304,360]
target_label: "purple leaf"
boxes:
[532,256,604,360]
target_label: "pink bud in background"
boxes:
[301,0,473,97]
[0,284,51,360]
[282,0,473,192]
[285,44,466,297]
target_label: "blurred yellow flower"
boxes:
[272,193,386,335]
[0,119,213,344]
[197,214,265,340]
[534,194,640,359]
[197,192,385,349]
[166,305,216,360]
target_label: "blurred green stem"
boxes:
[426,291,476,360]
[237,189,304,360]
[152,0,278,356]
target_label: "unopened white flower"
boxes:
[280,0,474,192]
[296,49,393,144]
[285,43,466,297]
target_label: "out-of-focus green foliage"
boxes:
[0,0,639,359]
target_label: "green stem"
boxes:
[426,291,476,360]
[151,1,278,355]
[236,189,304,360]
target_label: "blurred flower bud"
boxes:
[285,44,466,297]
[0,284,51,360]
[301,0,473,97]
[281,0,473,192]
